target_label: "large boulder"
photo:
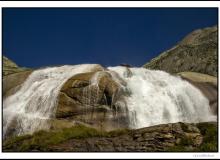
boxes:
[56,70,129,131]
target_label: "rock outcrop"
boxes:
[56,70,129,131]
[3,122,217,152]
[3,70,33,98]
[50,122,205,152]
[3,56,32,97]
[143,25,217,77]
[178,72,218,115]
[178,72,217,85]
[3,56,30,76]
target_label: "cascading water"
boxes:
[108,66,216,129]
[3,64,101,138]
[81,71,105,122]
[3,65,216,138]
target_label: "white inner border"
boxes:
[0,1,219,159]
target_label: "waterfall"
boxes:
[3,65,216,138]
[3,64,101,137]
[108,66,216,129]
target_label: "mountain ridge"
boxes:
[143,25,217,77]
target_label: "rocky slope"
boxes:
[143,25,217,77]
[3,56,30,76]
[3,122,217,152]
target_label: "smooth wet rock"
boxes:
[178,72,218,115]
[3,70,33,98]
[57,71,129,131]
[178,72,217,86]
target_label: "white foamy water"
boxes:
[3,64,101,137]
[108,66,216,129]
[3,65,216,137]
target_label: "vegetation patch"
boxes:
[3,122,217,152]
[196,122,218,152]
[166,122,217,152]
[3,125,129,152]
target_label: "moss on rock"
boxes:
[3,124,128,152]
[3,122,217,152]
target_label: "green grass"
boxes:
[3,122,217,152]
[3,125,129,152]
[165,135,194,152]
[166,122,217,152]
[196,122,218,152]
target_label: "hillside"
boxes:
[143,25,217,77]
[3,56,29,76]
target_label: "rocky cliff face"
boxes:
[143,26,217,77]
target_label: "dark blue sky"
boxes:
[3,8,218,68]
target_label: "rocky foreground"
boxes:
[3,122,217,152]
